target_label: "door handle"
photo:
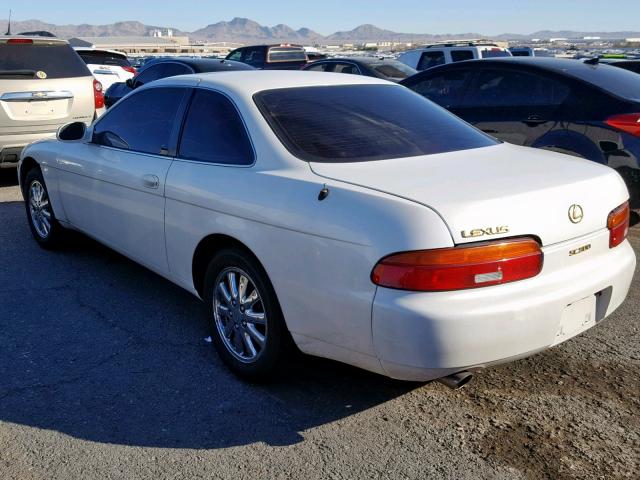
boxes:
[142,174,159,189]
[524,115,546,125]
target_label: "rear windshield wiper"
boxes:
[0,70,37,79]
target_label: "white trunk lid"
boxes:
[310,144,629,246]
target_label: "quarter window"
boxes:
[93,87,186,154]
[178,90,254,165]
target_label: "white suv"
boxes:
[398,41,512,71]
[0,36,103,168]
[74,48,136,91]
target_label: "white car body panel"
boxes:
[18,71,636,382]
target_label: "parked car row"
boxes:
[17,70,636,386]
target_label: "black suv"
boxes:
[225,45,308,70]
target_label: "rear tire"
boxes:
[24,167,65,249]
[203,248,293,381]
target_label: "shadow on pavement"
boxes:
[0,168,18,188]
[0,201,417,449]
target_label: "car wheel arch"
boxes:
[191,233,270,300]
[19,157,40,192]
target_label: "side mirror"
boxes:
[57,122,87,141]
[125,78,135,88]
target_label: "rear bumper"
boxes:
[372,232,636,381]
[0,131,57,167]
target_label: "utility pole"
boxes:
[5,9,11,35]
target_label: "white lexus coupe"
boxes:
[18,72,635,387]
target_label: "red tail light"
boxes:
[371,238,543,292]
[7,38,33,44]
[608,201,630,248]
[605,113,640,137]
[93,79,105,109]
[122,66,136,75]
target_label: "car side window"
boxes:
[161,63,193,78]
[178,89,254,165]
[417,51,445,70]
[134,64,165,87]
[93,87,186,155]
[306,62,329,72]
[409,70,473,107]
[451,50,475,62]
[464,69,570,107]
[333,63,359,75]
[227,50,243,61]
[243,48,266,67]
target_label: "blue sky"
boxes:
[7,1,640,35]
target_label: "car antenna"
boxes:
[318,184,330,201]
[5,9,11,35]
[584,57,599,65]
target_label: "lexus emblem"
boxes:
[568,204,584,224]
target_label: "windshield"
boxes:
[370,61,417,81]
[77,51,131,68]
[267,47,307,63]
[0,43,90,79]
[481,49,512,58]
[254,84,497,163]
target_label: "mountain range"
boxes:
[1,17,639,44]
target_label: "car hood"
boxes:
[309,143,629,246]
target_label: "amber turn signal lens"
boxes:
[608,201,630,249]
[371,238,543,292]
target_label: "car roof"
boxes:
[0,35,68,44]
[154,70,394,95]
[142,57,255,72]
[237,44,304,49]
[73,47,127,57]
[315,57,400,65]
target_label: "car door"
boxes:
[55,85,191,274]
[456,67,571,146]
[164,88,256,288]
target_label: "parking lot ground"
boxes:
[0,167,638,480]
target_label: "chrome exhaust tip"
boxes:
[436,371,473,390]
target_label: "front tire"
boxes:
[24,168,65,249]
[203,248,292,381]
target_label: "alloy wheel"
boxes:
[213,267,268,363]
[29,180,52,239]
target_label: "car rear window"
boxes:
[267,47,307,63]
[76,50,131,68]
[0,42,90,79]
[254,84,497,163]
[572,64,640,100]
[481,49,511,58]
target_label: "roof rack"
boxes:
[422,39,499,48]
